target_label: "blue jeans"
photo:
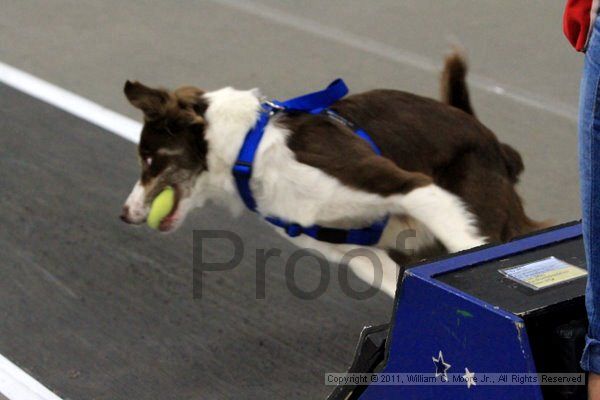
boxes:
[579,16,600,375]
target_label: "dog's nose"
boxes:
[120,206,132,224]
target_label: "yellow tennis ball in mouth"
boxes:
[147,186,175,229]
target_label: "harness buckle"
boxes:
[285,223,303,238]
[232,161,252,177]
[263,100,285,115]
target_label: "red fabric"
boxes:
[564,0,594,51]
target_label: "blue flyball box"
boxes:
[331,222,588,400]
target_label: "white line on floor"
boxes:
[210,0,578,122]
[0,61,140,144]
[0,353,63,400]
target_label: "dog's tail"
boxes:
[441,50,525,183]
[441,49,475,116]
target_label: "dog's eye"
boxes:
[145,157,153,167]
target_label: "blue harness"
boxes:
[232,79,388,246]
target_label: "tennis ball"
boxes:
[147,186,175,229]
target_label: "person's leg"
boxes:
[579,17,600,398]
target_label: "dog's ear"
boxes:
[124,81,170,119]
[174,86,207,124]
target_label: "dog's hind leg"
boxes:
[391,184,487,253]
[312,154,487,254]
[342,156,485,252]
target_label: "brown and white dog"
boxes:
[120,52,545,297]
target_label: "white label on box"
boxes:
[500,256,587,290]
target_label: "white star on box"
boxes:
[432,351,451,382]
[463,368,476,389]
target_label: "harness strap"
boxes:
[271,79,349,111]
[321,109,382,154]
[232,79,388,246]
[265,217,389,245]
[232,112,270,211]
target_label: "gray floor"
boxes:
[0,1,584,399]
